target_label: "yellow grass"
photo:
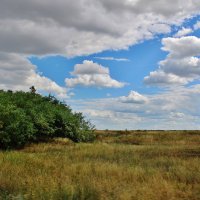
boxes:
[0,131,200,200]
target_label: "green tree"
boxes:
[0,89,95,149]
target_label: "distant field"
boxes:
[0,130,200,200]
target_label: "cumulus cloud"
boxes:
[144,71,191,86]
[71,60,109,75]
[144,36,200,86]
[174,27,193,37]
[119,91,148,104]
[65,60,126,88]
[160,56,200,77]
[162,36,200,58]
[0,53,67,97]
[1,0,200,95]
[1,0,200,57]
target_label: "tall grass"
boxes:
[0,131,200,199]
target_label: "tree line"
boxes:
[0,87,95,149]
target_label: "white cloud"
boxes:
[0,53,67,97]
[80,109,142,129]
[144,71,192,86]
[149,23,171,34]
[144,36,200,86]
[194,21,200,30]
[1,0,200,57]
[71,60,109,75]
[174,27,193,37]
[65,60,126,88]
[119,91,148,104]
[84,109,115,119]
[160,56,200,77]
[94,57,130,62]
[69,85,200,130]
[161,36,200,58]
[1,1,200,95]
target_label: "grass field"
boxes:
[0,130,200,200]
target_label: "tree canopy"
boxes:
[0,89,95,149]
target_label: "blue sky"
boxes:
[29,38,166,99]
[1,0,200,129]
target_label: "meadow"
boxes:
[0,130,200,200]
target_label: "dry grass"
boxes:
[0,130,200,200]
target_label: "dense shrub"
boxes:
[0,89,95,149]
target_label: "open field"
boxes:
[0,130,200,200]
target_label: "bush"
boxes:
[0,104,35,149]
[0,90,95,149]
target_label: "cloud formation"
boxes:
[70,85,200,130]
[144,36,200,86]
[1,0,200,94]
[1,0,200,57]
[0,53,67,97]
[174,27,193,37]
[0,0,199,131]
[65,60,126,88]
[119,91,148,104]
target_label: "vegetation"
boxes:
[0,89,95,149]
[0,130,200,200]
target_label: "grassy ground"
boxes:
[0,130,200,200]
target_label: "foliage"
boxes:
[0,131,200,200]
[0,89,95,149]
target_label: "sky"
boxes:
[0,0,200,130]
